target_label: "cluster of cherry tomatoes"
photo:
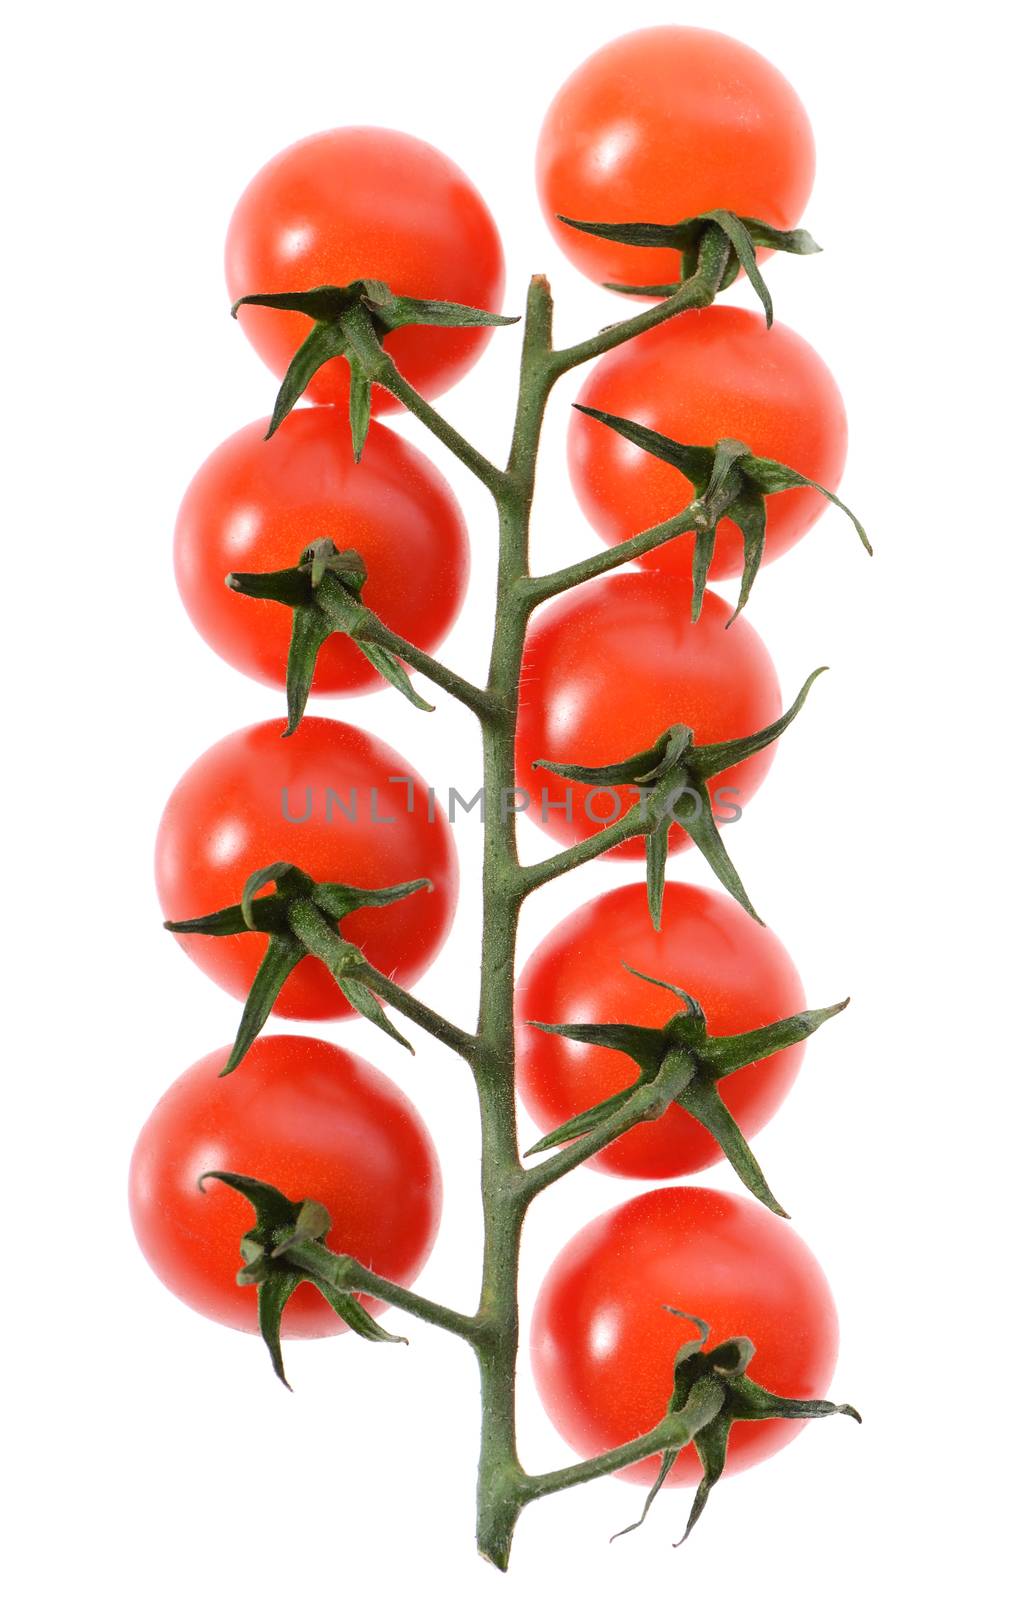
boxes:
[130,25,851,1507]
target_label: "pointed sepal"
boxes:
[700,999,849,1077]
[232,279,517,454]
[224,935,305,1074]
[359,281,518,333]
[228,537,435,732]
[264,320,350,439]
[532,677,824,927]
[165,865,430,1067]
[740,453,873,554]
[612,1308,860,1546]
[558,209,819,321]
[198,1172,404,1387]
[687,669,827,780]
[525,969,847,1213]
[573,408,869,619]
[669,778,759,923]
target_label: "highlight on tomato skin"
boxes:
[174,409,470,698]
[515,572,782,855]
[569,307,848,582]
[536,26,815,292]
[531,1185,839,1487]
[128,1034,442,1337]
[155,717,458,1021]
[226,126,506,410]
[516,881,807,1179]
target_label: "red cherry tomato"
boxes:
[155,717,457,1019]
[531,1186,838,1485]
[129,1034,441,1336]
[174,409,469,696]
[570,308,848,581]
[226,127,505,409]
[537,26,814,291]
[517,882,806,1178]
[515,573,781,855]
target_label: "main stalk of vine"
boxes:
[375,248,733,1566]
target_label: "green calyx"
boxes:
[231,278,518,458]
[200,1172,405,1388]
[227,537,433,734]
[559,209,819,325]
[614,1309,860,1548]
[527,967,849,1215]
[574,409,871,622]
[533,669,826,928]
[164,862,431,1069]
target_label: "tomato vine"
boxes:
[138,29,869,1572]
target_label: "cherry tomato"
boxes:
[517,882,806,1178]
[174,409,469,697]
[129,1034,441,1336]
[570,308,847,581]
[156,717,457,1019]
[537,27,814,291]
[532,1186,838,1485]
[226,127,505,409]
[514,573,781,854]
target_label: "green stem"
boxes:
[375,359,509,495]
[521,806,648,894]
[549,229,731,375]
[469,277,556,1569]
[526,504,702,604]
[523,1077,664,1196]
[462,264,730,1567]
[523,1378,726,1500]
[356,613,495,718]
[341,258,727,1568]
[285,1238,479,1343]
[345,959,479,1062]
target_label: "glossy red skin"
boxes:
[226,127,505,410]
[570,308,848,581]
[517,882,806,1178]
[129,1035,441,1336]
[155,718,457,1020]
[514,573,781,856]
[174,410,469,696]
[537,27,814,292]
[532,1186,838,1485]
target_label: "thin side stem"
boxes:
[347,960,479,1062]
[522,1080,663,1197]
[527,504,703,605]
[357,614,496,719]
[286,1239,479,1344]
[376,359,509,495]
[522,1379,725,1500]
[549,231,731,375]
[521,807,648,894]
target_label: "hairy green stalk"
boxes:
[366,251,733,1567]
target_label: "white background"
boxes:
[3,2,1012,1594]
